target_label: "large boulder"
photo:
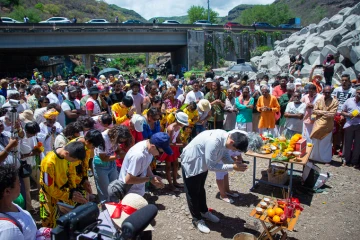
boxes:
[277,54,290,69]
[304,34,326,49]
[258,56,278,69]
[337,38,357,59]
[274,47,286,57]
[298,27,309,35]
[285,43,301,56]
[342,30,360,42]
[317,20,332,34]
[308,51,321,65]
[277,39,289,48]
[334,63,346,75]
[338,7,352,15]
[321,45,338,62]
[300,42,319,59]
[354,61,360,74]
[340,14,360,31]
[250,56,262,67]
[308,23,318,34]
[329,14,343,29]
[319,27,349,46]
[350,46,360,65]
[343,2,360,19]
[269,65,281,76]
[300,64,312,76]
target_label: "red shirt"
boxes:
[116,119,144,167]
[272,85,287,99]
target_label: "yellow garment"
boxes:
[180,131,191,144]
[44,108,59,120]
[112,103,130,124]
[142,108,149,116]
[183,108,199,127]
[39,151,76,227]
[256,95,280,129]
[68,138,91,187]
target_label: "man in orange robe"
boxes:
[256,85,280,136]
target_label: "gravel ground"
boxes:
[31,155,360,239]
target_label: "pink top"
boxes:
[301,93,322,124]
[272,85,287,99]
[164,98,182,110]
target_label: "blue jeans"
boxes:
[195,124,206,134]
[93,158,118,201]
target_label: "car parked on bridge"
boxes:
[39,17,71,24]
[254,22,275,28]
[86,19,110,24]
[224,22,242,28]
[193,20,216,25]
[0,17,22,23]
[162,20,180,24]
[122,20,142,24]
[278,24,294,28]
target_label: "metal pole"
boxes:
[207,0,210,22]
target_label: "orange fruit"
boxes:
[275,207,284,216]
[272,215,281,223]
[267,209,275,218]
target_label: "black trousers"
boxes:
[324,71,334,86]
[182,167,208,224]
[207,121,224,130]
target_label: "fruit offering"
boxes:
[272,215,281,223]
[267,209,275,218]
[275,207,284,216]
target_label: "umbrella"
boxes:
[227,63,257,73]
[97,68,120,78]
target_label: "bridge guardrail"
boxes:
[0,23,300,33]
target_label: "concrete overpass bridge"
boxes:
[0,23,297,74]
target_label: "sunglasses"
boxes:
[156,146,164,154]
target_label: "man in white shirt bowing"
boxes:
[181,129,248,234]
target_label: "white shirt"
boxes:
[284,102,307,132]
[33,107,47,125]
[184,90,204,104]
[0,131,20,169]
[82,88,89,96]
[47,92,65,127]
[119,140,153,196]
[0,203,37,240]
[19,136,37,167]
[94,130,117,157]
[181,130,234,178]
[127,93,144,115]
[61,99,80,111]
[38,122,63,154]
[0,116,12,132]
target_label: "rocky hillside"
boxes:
[226,4,254,21]
[250,3,360,80]
[0,0,147,23]
[274,0,359,26]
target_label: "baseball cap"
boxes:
[68,86,77,92]
[29,80,37,85]
[150,132,172,155]
[130,114,146,132]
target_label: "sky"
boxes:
[106,0,275,19]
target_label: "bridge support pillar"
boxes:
[82,54,93,71]
[187,31,205,71]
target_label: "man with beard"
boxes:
[310,86,338,165]
[61,86,85,126]
[107,81,126,105]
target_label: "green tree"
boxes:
[34,3,44,12]
[187,5,219,24]
[8,6,42,23]
[238,3,294,26]
[43,4,63,16]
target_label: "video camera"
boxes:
[51,202,158,240]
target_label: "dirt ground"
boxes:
[31,154,360,239]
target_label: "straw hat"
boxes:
[312,74,323,81]
[198,99,211,112]
[105,193,154,231]
[19,110,34,123]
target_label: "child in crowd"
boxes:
[183,101,199,127]
[160,112,189,191]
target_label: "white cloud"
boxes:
[105,0,275,19]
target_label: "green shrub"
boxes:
[8,6,42,23]
[74,65,89,74]
[250,46,272,57]
[43,4,63,16]
[34,3,44,11]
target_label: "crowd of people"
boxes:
[0,67,359,238]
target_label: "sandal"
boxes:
[226,192,239,198]
[168,185,180,192]
[220,196,234,204]
[173,183,184,188]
